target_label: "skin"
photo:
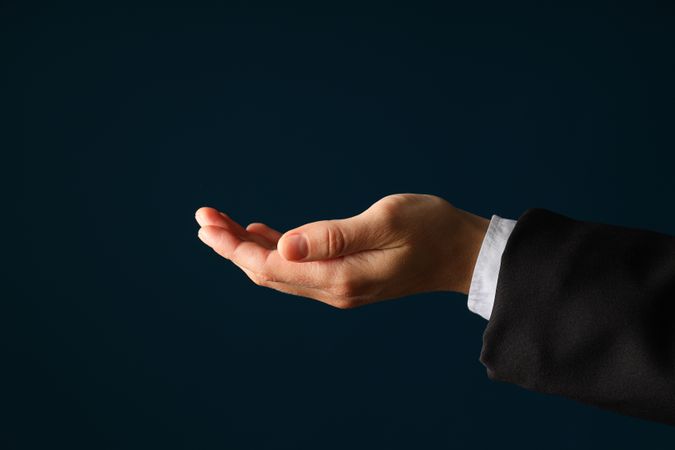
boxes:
[195,193,490,309]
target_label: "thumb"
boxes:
[278,213,378,262]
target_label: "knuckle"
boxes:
[376,195,402,213]
[325,222,346,256]
[331,276,361,299]
[257,272,275,284]
[331,298,357,310]
[372,196,404,228]
[257,270,270,281]
[251,271,274,287]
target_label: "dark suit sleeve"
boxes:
[480,208,675,426]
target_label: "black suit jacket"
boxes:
[480,208,675,426]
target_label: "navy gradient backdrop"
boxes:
[6,2,675,448]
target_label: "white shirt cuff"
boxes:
[467,214,517,320]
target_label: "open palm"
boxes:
[196,194,489,308]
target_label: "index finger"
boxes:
[198,225,341,289]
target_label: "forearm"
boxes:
[481,208,675,425]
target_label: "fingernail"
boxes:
[285,234,308,260]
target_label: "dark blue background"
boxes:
[7,1,675,448]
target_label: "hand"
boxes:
[195,193,489,309]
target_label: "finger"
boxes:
[196,207,247,237]
[198,225,279,265]
[246,222,282,245]
[261,280,337,304]
[236,263,334,303]
[196,207,274,249]
[198,225,340,289]
[243,229,275,249]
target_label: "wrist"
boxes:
[444,208,490,295]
